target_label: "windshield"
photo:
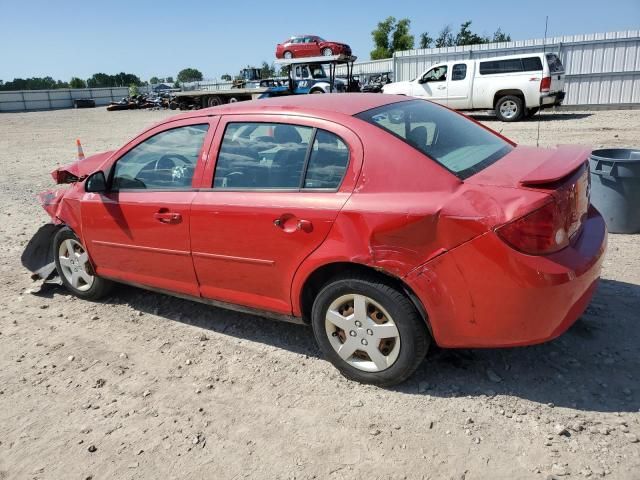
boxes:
[356,100,513,179]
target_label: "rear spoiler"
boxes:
[519,146,591,186]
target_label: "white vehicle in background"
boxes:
[382,53,566,121]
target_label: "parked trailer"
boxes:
[172,55,358,110]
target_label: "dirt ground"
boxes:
[0,106,639,480]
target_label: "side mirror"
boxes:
[85,171,107,193]
[418,76,427,84]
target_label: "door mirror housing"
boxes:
[85,171,107,193]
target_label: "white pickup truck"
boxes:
[382,52,566,121]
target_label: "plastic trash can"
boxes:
[589,148,640,234]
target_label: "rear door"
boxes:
[81,117,217,296]
[190,115,363,314]
[447,62,473,109]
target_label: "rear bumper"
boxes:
[540,91,566,108]
[406,207,607,348]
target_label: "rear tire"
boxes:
[495,95,524,122]
[54,228,112,301]
[322,47,333,56]
[283,51,293,59]
[311,274,430,386]
[310,89,325,94]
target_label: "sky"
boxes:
[1,0,638,82]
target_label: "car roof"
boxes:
[168,94,408,122]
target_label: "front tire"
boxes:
[283,51,293,59]
[54,228,112,300]
[322,47,333,56]
[495,95,524,122]
[311,274,430,386]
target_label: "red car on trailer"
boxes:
[25,94,606,386]
[275,35,352,59]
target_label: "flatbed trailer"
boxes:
[171,54,358,110]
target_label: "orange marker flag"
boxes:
[76,139,85,161]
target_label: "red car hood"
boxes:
[51,150,114,183]
[466,145,592,188]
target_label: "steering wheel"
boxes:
[155,154,191,181]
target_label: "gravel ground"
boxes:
[0,106,639,480]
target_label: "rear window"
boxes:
[479,56,543,75]
[546,53,564,73]
[356,100,512,180]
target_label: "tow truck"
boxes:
[171,54,357,110]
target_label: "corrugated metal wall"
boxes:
[345,30,640,106]
[0,87,129,112]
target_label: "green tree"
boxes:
[177,68,203,83]
[260,61,278,79]
[221,74,232,81]
[455,21,489,46]
[69,77,86,89]
[435,25,455,48]
[370,16,414,59]
[129,84,139,96]
[150,76,160,84]
[166,76,174,83]
[419,32,434,49]
[492,28,511,43]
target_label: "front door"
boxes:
[190,116,362,314]
[414,64,448,104]
[81,118,216,296]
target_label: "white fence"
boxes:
[0,87,129,112]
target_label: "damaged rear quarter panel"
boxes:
[291,121,550,340]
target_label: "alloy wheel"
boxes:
[499,100,518,119]
[58,239,94,292]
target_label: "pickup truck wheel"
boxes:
[310,89,324,94]
[311,274,430,386]
[54,228,113,300]
[322,47,333,56]
[495,95,524,122]
[283,51,293,59]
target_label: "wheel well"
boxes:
[299,262,430,331]
[493,90,524,107]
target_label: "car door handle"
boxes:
[436,86,446,90]
[274,215,313,233]
[154,211,182,224]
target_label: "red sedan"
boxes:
[275,35,352,59]
[26,94,606,386]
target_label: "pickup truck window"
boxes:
[422,66,447,82]
[356,100,512,180]
[480,57,543,75]
[452,64,467,81]
[546,53,564,73]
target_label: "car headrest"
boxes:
[274,125,302,144]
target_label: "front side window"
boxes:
[213,123,349,190]
[452,64,467,81]
[112,124,209,190]
[356,100,512,179]
[422,66,447,82]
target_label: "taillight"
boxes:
[540,76,551,92]
[496,201,569,255]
